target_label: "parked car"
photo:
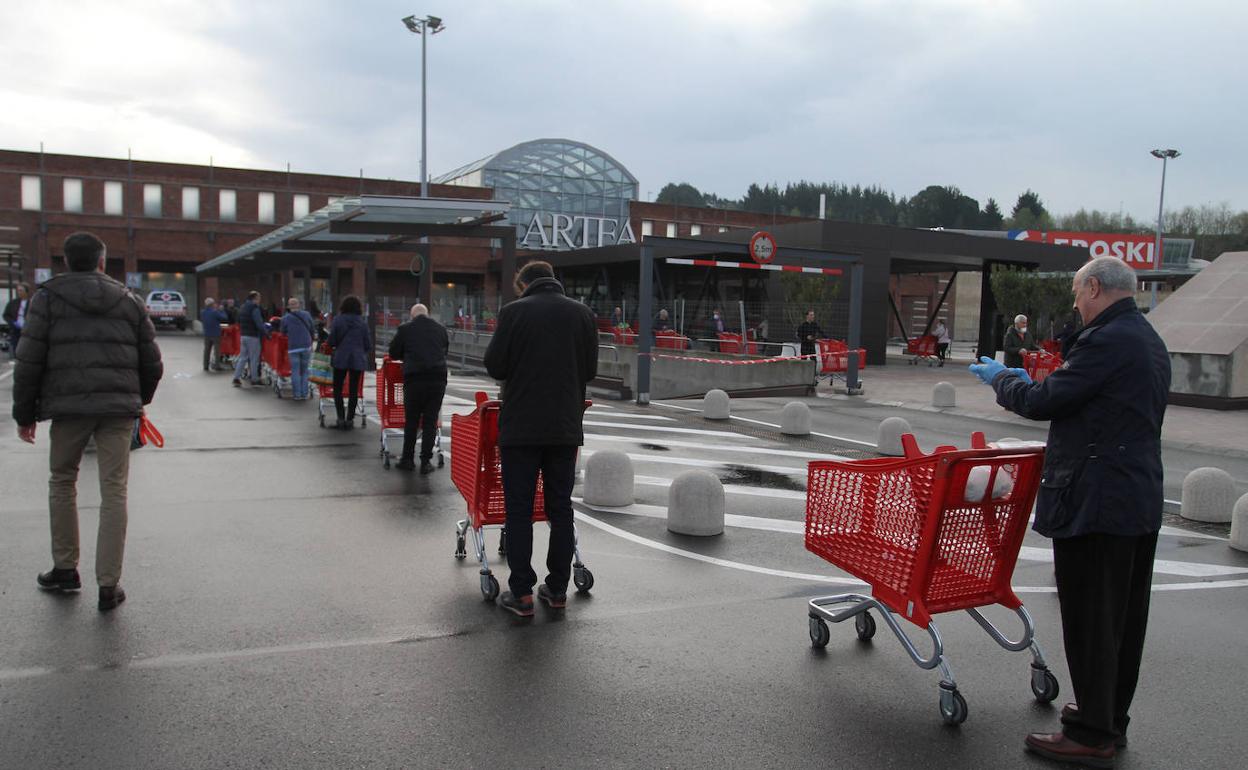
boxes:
[145,289,188,330]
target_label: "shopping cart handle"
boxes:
[475,391,489,407]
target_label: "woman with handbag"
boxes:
[326,295,373,429]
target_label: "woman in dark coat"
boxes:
[326,295,373,429]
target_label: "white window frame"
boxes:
[104,181,124,215]
[20,176,41,210]
[219,189,237,221]
[641,220,653,237]
[690,224,702,236]
[665,222,677,238]
[62,178,83,213]
[292,193,310,219]
[182,187,200,220]
[143,184,162,217]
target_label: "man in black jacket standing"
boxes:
[970,257,1168,767]
[232,290,267,387]
[484,261,597,617]
[387,303,448,473]
[13,232,163,612]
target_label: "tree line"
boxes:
[655,181,1248,261]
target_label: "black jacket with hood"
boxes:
[12,271,163,426]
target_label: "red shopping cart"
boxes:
[815,338,867,384]
[716,332,759,355]
[1023,350,1063,383]
[375,357,443,469]
[315,345,368,428]
[906,334,939,366]
[803,431,1058,725]
[260,332,291,396]
[218,324,240,364]
[450,391,594,602]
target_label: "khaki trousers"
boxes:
[49,417,133,587]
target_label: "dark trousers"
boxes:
[332,368,364,421]
[401,375,446,462]
[500,445,578,597]
[1053,531,1158,748]
[936,342,949,362]
[202,337,219,370]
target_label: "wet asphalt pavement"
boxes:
[1,335,1246,769]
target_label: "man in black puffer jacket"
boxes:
[484,260,597,616]
[13,232,163,612]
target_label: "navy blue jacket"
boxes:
[484,277,597,447]
[238,300,267,339]
[328,312,373,371]
[388,315,449,380]
[992,298,1170,538]
[200,307,227,338]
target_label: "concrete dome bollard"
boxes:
[703,389,730,420]
[1180,467,1237,523]
[780,402,812,436]
[1230,494,1248,552]
[932,381,956,408]
[877,416,913,457]
[583,450,635,508]
[667,470,725,536]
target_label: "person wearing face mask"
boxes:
[1003,313,1036,368]
[969,257,1168,767]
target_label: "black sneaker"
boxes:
[98,585,126,611]
[394,459,416,471]
[537,584,567,609]
[232,379,242,387]
[37,567,81,592]
[498,591,534,617]
[419,460,434,475]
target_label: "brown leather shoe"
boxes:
[1025,732,1115,768]
[1061,703,1128,748]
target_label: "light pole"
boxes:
[402,14,446,198]
[1149,148,1179,309]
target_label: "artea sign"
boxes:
[521,213,636,250]
[1009,230,1157,270]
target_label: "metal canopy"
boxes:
[196,195,510,276]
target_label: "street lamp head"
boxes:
[1150,148,1181,159]
[401,15,420,33]
[401,14,444,34]
[427,15,443,31]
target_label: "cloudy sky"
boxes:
[1,0,1241,220]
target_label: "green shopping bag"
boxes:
[309,348,333,385]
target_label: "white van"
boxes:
[145,290,188,330]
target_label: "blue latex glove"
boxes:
[1006,367,1033,384]
[968,356,1006,385]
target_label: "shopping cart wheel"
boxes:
[939,687,968,725]
[384,455,391,470]
[454,535,467,559]
[808,616,830,649]
[481,573,500,601]
[573,566,594,593]
[854,611,876,641]
[437,455,445,468]
[359,414,367,428]
[318,413,325,428]
[1030,666,1060,703]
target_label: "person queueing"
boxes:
[326,295,373,429]
[1003,313,1036,368]
[12,232,163,611]
[4,282,31,359]
[387,303,448,473]
[484,260,598,616]
[200,298,228,372]
[232,290,267,387]
[280,297,316,401]
[932,318,951,367]
[969,257,1169,767]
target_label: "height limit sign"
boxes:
[748,231,777,264]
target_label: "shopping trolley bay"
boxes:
[1,335,1246,769]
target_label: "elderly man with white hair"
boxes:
[200,297,228,372]
[1003,313,1036,368]
[970,257,1169,767]
[387,302,449,472]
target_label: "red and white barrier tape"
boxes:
[666,257,842,276]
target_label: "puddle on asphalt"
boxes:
[638,443,671,451]
[717,464,806,491]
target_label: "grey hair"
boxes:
[1077,257,1137,293]
[411,303,429,318]
[204,297,216,306]
[1014,314,1027,324]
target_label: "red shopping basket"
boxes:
[815,338,866,377]
[803,432,1059,725]
[260,333,290,377]
[450,391,594,601]
[906,334,938,365]
[218,324,240,357]
[375,357,405,430]
[1023,350,1062,383]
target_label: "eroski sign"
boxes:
[520,213,637,250]
[1009,230,1157,270]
